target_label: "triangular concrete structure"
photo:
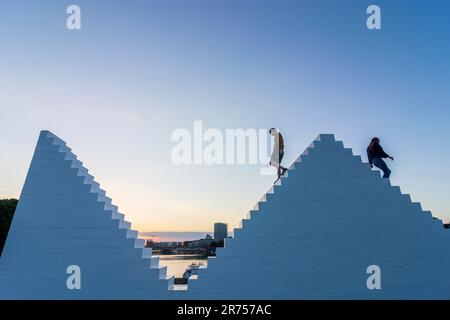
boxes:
[187,134,450,299]
[1,132,449,299]
[0,131,173,299]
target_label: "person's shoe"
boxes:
[281,168,288,176]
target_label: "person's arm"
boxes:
[279,134,284,152]
[380,146,394,160]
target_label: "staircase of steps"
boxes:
[45,131,174,286]
[190,134,446,288]
[240,134,443,234]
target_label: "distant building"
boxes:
[190,234,213,248]
[197,238,214,248]
[214,223,228,242]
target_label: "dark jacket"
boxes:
[279,134,284,151]
[367,142,389,165]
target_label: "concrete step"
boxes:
[126,229,139,239]
[166,276,175,290]
[411,202,422,212]
[46,131,67,146]
[111,212,125,220]
[82,174,96,184]
[103,201,118,213]
[432,217,443,225]
[259,194,267,203]
[76,166,89,177]
[149,256,160,268]
[63,151,77,161]
[99,196,112,206]
[70,159,83,168]
[97,188,107,199]
[239,219,251,229]
[246,209,258,219]
[119,220,131,230]
[134,238,145,248]
[401,194,412,203]
[233,227,243,238]
[142,248,152,258]
[422,210,432,219]
[87,181,101,193]
[157,266,168,279]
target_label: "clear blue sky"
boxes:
[1,0,449,231]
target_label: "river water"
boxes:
[156,254,208,278]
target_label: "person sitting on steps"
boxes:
[367,137,394,178]
[269,128,288,183]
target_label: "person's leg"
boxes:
[372,158,391,178]
[279,151,287,175]
[273,166,281,184]
[384,166,391,178]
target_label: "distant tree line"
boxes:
[0,199,18,256]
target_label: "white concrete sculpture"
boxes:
[187,134,450,299]
[0,131,173,299]
[1,132,449,299]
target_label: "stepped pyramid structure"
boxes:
[0,131,173,299]
[187,134,450,299]
[1,132,449,299]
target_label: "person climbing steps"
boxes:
[367,137,394,178]
[269,128,288,183]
